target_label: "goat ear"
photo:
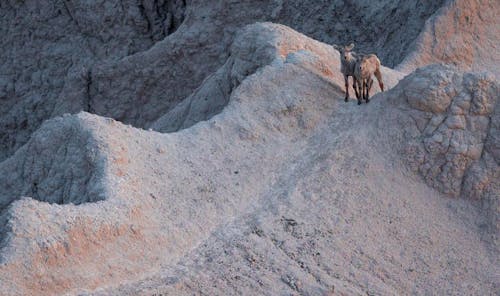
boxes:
[332,44,340,50]
[346,43,355,50]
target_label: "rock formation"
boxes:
[380,64,499,244]
[0,0,498,295]
[4,0,494,162]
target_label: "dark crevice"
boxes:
[137,0,187,42]
[32,182,39,201]
[137,2,151,37]
[61,0,81,31]
[86,69,94,113]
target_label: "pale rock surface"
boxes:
[380,64,499,243]
[0,23,497,295]
[150,23,403,133]
[1,0,499,295]
[398,0,500,77]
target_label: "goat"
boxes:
[353,54,384,104]
[333,43,360,102]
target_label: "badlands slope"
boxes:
[0,1,499,295]
[2,0,497,162]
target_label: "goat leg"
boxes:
[344,75,349,102]
[353,76,361,100]
[366,78,374,103]
[374,68,384,91]
[358,79,365,105]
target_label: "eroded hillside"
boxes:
[4,0,496,162]
[0,1,498,295]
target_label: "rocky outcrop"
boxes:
[0,0,186,161]
[0,115,108,211]
[151,22,404,132]
[0,23,347,295]
[0,1,498,294]
[0,0,450,161]
[274,0,446,68]
[0,23,497,295]
[0,113,168,295]
[391,65,498,197]
[398,0,500,76]
[383,64,499,242]
[2,0,497,162]
[84,0,446,132]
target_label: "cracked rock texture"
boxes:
[381,64,499,243]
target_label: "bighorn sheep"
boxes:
[333,43,360,102]
[353,54,384,104]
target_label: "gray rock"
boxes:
[391,64,498,198]
[0,0,449,161]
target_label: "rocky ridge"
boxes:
[0,0,499,295]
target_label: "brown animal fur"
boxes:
[354,54,384,104]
